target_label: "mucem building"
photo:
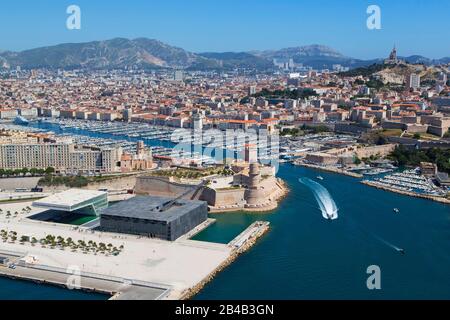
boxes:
[100,196,208,241]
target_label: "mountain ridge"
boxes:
[0,38,448,71]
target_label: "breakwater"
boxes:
[361,180,450,205]
[294,162,363,178]
[181,221,270,300]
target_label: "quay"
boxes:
[181,221,270,300]
[0,215,270,300]
[293,162,363,178]
[361,180,450,205]
[0,250,170,300]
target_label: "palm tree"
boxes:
[21,168,29,177]
[98,243,106,254]
[40,239,47,247]
[45,167,55,175]
[1,230,7,242]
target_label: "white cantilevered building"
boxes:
[33,189,109,216]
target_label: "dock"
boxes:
[180,221,270,300]
[0,250,170,300]
[0,196,270,300]
[0,220,270,300]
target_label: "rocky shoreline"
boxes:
[180,222,270,300]
[361,180,450,205]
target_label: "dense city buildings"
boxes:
[0,44,449,302]
[0,129,152,174]
[0,47,449,182]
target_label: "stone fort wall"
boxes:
[200,187,245,207]
[134,176,198,199]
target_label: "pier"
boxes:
[294,161,363,178]
[0,197,272,300]
[180,221,270,300]
[0,256,170,300]
[0,221,270,300]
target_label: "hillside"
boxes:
[340,63,449,85]
[0,39,448,71]
[198,52,273,70]
[253,45,380,69]
[0,38,215,70]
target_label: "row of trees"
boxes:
[39,175,89,188]
[153,167,233,179]
[281,125,332,137]
[253,88,319,100]
[0,230,124,256]
[0,167,55,178]
[0,206,31,218]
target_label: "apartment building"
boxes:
[0,142,122,174]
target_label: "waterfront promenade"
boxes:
[0,200,270,300]
[0,262,169,300]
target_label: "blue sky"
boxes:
[0,0,448,59]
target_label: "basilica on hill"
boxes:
[384,46,405,65]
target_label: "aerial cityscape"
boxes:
[0,0,449,307]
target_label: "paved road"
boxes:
[0,177,41,190]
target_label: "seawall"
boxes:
[361,180,450,205]
[180,221,270,300]
[294,162,363,178]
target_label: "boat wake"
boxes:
[299,177,339,220]
[371,234,405,253]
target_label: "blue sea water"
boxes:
[193,164,450,300]
[1,122,449,300]
[0,277,108,300]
